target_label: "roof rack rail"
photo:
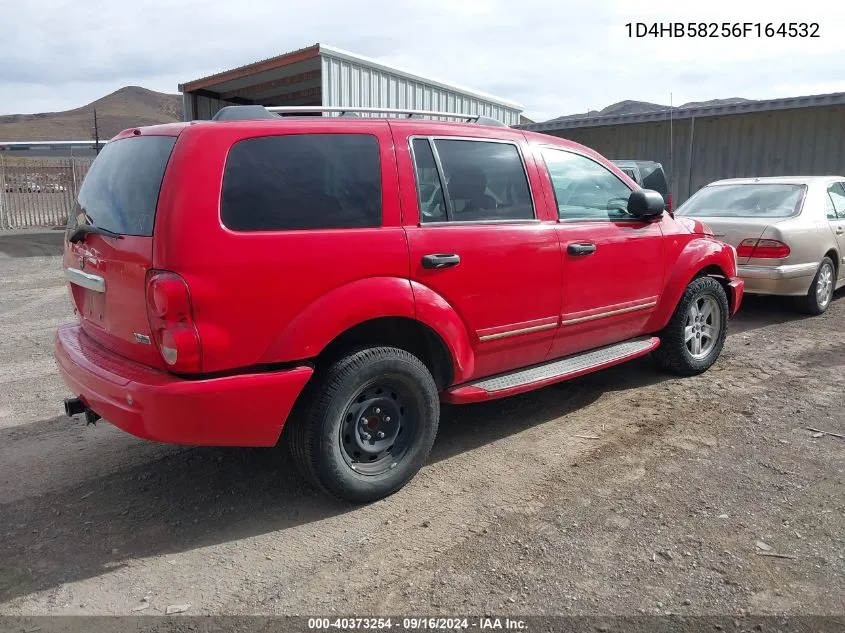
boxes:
[211,105,508,127]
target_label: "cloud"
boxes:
[2,0,845,121]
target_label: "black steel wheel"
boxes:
[338,381,417,476]
[287,347,439,503]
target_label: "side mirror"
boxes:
[627,189,665,219]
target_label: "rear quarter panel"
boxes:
[153,121,414,373]
[753,188,838,268]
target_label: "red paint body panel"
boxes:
[56,118,744,445]
[392,123,562,378]
[444,337,661,404]
[56,324,312,446]
[153,119,407,373]
[728,278,744,315]
[64,234,164,369]
[644,233,741,332]
[551,219,664,358]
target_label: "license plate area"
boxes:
[82,288,106,324]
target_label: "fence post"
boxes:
[0,153,5,229]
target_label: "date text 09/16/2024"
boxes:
[626,22,820,38]
[307,618,527,630]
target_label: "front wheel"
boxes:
[653,276,729,376]
[287,347,440,503]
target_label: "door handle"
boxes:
[567,242,597,256]
[421,253,461,269]
[836,227,844,235]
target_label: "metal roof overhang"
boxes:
[179,44,323,107]
[179,43,523,111]
[520,91,845,132]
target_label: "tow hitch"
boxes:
[64,397,102,425]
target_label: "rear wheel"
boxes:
[801,257,835,315]
[287,347,439,503]
[653,276,729,376]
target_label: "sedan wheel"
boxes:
[802,257,836,315]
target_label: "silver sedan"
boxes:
[676,176,845,314]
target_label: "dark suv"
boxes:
[56,106,742,502]
[612,160,672,212]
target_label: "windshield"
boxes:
[677,183,806,218]
[68,135,176,236]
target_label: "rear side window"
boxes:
[827,182,845,219]
[222,134,382,231]
[71,136,176,236]
[411,138,534,223]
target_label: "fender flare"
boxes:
[259,277,476,386]
[646,238,736,332]
[260,277,416,363]
[410,281,475,384]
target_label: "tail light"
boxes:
[145,271,201,372]
[737,238,791,259]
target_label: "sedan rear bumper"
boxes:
[738,263,816,296]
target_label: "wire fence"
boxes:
[0,155,94,229]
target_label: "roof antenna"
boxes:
[669,92,674,198]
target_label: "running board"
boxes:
[444,336,660,404]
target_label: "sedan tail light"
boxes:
[146,271,202,372]
[737,238,791,259]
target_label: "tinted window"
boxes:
[677,184,805,218]
[222,134,381,231]
[542,148,633,220]
[411,139,447,222]
[427,139,533,222]
[640,164,669,195]
[70,136,176,236]
[827,183,845,219]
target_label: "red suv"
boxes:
[55,106,743,502]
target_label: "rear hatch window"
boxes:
[677,184,806,218]
[68,135,176,236]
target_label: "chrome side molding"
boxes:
[65,267,105,293]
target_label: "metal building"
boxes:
[179,43,523,125]
[519,93,845,205]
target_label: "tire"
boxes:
[800,257,836,315]
[653,276,729,376]
[287,346,439,503]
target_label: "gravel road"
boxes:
[0,230,842,617]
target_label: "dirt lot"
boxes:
[0,230,842,617]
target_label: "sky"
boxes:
[2,0,845,122]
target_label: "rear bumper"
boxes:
[55,324,313,447]
[737,263,815,296]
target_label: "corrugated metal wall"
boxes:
[547,106,845,205]
[320,54,521,126]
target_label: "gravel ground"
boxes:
[0,230,842,617]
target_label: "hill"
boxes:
[0,86,183,142]
[549,97,751,122]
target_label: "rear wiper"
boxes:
[68,224,123,243]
